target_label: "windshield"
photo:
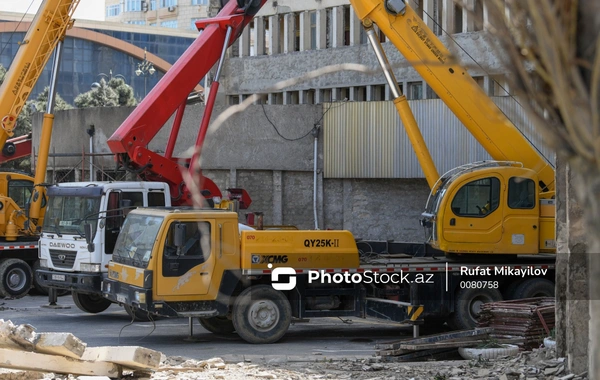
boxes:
[112,214,164,268]
[42,196,101,237]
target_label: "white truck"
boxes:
[35,181,171,315]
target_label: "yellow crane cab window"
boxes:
[508,177,535,209]
[450,177,500,217]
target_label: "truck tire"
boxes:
[72,291,112,313]
[232,285,291,344]
[0,258,33,298]
[513,278,555,299]
[502,280,523,300]
[199,317,235,334]
[448,287,502,330]
[124,305,154,321]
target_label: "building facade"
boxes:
[105,0,215,31]
[0,12,199,103]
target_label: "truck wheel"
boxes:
[72,292,112,313]
[0,259,33,298]
[513,278,555,299]
[448,287,502,330]
[502,280,524,300]
[124,305,154,321]
[232,285,291,344]
[199,317,235,334]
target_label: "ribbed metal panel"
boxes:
[324,98,554,178]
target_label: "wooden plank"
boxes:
[34,333,86,359]
[0,348,121,377]
[81,346,161,370]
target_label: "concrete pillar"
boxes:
[253,16,265,56]
[283,13,296,53]
[482,0,490,30]
[315,9,327,50]
[384,84,392,100]
[349,86,356,101]
[349,7,361,46]
[483,76,491,96]
[283,91,290,105]
[366,85,373,101]
[267,93,274,104]
[331,6,344,48]
[442,0,455,34]
[331,88,340,102]
[268,15,280,55]
[299,90,307,104]
[299,11,311,51]
[239,25,250,57]
[423,0,435,30]
[272,171,282,225]
[315,89,323,104]
[462,0,475,33]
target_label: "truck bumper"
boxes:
[102,278,163,315]
[36,269,104,294]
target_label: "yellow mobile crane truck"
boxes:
[103,0,556,338]
[0,0,80,298]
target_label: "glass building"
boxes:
[0,14,198,104]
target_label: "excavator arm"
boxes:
[349,0,555,193]
[107,0,265,205]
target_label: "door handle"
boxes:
[199,272,209,276]
[450,218,456,226]
[170,263,179,270]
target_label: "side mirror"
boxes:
[84,223,95,252]
[174,223,187,248]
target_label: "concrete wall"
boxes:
[33,105,431,242]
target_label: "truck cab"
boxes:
[36,181,171,313]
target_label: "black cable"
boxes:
[261,99,348,141]
[0,0,36,63]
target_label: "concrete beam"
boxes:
[268,15,280,55]
[239,25,251,57]
[442,0,455,34]
[349,7,362,46]
[331,6,344,48]
[81,346,161,371]
[253,16,265,56]
[0,348,121,377]
[315,9,327,50]
[299,11,311,51]
[283,13,295,53]
[34,332,86,359]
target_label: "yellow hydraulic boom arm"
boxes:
[349,0,555,194]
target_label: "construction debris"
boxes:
[477,297,555,349]
[0,320,160,378]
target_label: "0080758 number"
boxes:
[459,280,499,289]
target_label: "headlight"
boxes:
[39,259,48,268]
[105,282,111,293]
[134,291,146,304]
[80,263,101,272]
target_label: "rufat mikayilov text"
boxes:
[460,266,548,278]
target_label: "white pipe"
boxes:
[313,133,319,230]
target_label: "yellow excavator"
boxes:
[0,0,79,298]
[350,0,556,254]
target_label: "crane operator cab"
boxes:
[421,161,556,255]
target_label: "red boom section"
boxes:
[0,134,32,164]
[107,0,265,205]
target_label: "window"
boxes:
[161,20,178,28]
[191,0,207,4]
[508,177,535,209]
[150,0,156,10]
[126,20,146,25]
[159,0,177,7]
[8,180,33,209]
[407,82,423,100]
[148,192,166,207]
[451,177,500,217]
[190,18,203,30]
[106,4,121,17]
[162,221,212,277]
[125,0,142,11]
